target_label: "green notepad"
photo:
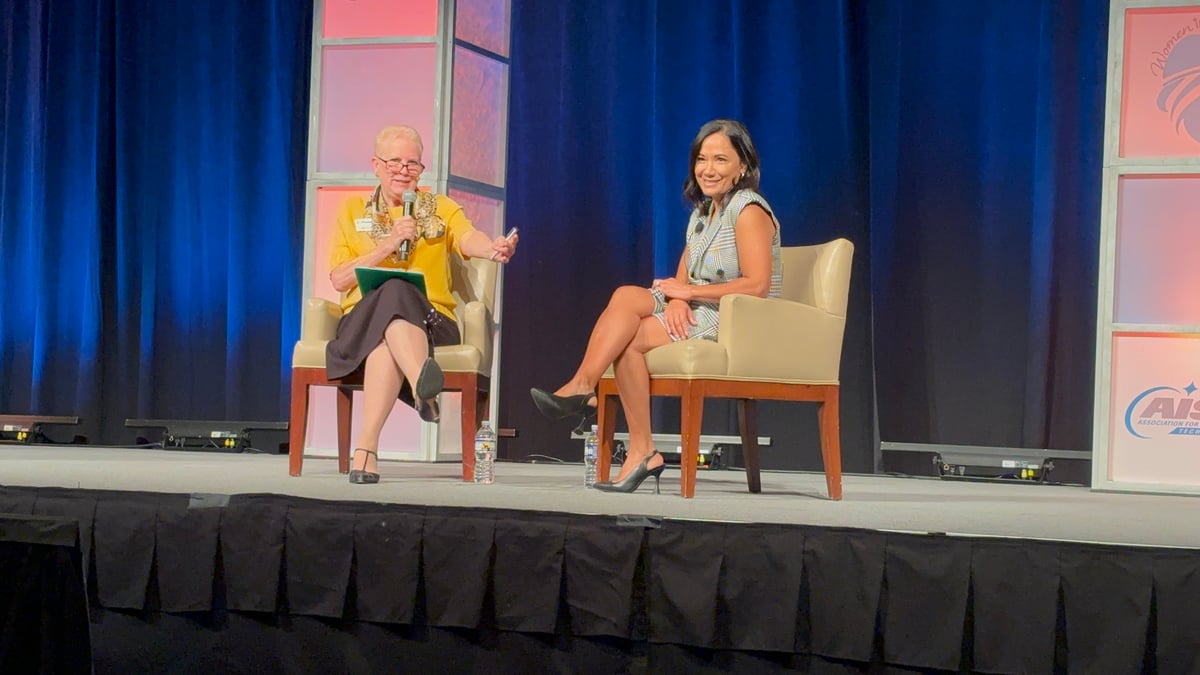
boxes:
[354,267,427,297]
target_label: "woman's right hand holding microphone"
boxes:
[382,215,418,258]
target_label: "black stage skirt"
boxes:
[325,278,461,405]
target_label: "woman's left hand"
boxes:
[662,298,696,339]
[489,231,518,263]
[653,277,693,301]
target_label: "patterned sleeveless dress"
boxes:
[650,188,783,341]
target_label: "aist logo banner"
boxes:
[1125,381,1200,439]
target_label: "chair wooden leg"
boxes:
[336,386,353,474]
[288,369,317,477]
[679,381,704,498]
[460,376,484,482]
[737,399,761,493]
[819,386,842,500]
[597,381,618,483]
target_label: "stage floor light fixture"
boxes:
[881,442,1092,486]
[125,419,289,454]
[0,415,83,445]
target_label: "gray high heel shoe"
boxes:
[594,451,665,494]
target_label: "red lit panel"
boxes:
[1114,175,1200,325]
[450,47,508,186]
[317,44,439,174]
[323,0,438,39]
[447,188,504,238]
[455,0,511,57]
[1120,8,1200,157]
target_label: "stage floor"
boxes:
[2,445,1197,549]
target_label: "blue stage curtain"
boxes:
[866,1,1108,450]
[0,0,310,442]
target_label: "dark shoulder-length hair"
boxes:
[681,119,762,210]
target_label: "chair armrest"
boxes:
[302,298,342,342]
[718,294,846,383]
[292,298,342,369]
[459,300,494,368]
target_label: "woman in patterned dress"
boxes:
[531,119,782,492]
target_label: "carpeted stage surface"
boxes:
[1,445,1197,547]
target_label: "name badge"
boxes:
[354,217,373,232]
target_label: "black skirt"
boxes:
[325,278,461,404]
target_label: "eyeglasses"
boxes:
[375,156,425,174]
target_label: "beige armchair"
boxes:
[596,238,854,499]
[288,254,498,481]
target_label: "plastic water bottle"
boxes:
[474,421,496,484]
[583,424,599,488]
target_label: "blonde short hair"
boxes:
[375,126,424,155]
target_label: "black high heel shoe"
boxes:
[415,397,440,424]
[414,358,444,423]
[349,448,380,484]
[594,451,665,494]
[530,387,593,419]
[571,412,597,436]
[531,387,596,434]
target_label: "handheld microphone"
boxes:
[399,190,416,261]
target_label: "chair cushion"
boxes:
[644,339,729,377]
[433,345,484,373]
